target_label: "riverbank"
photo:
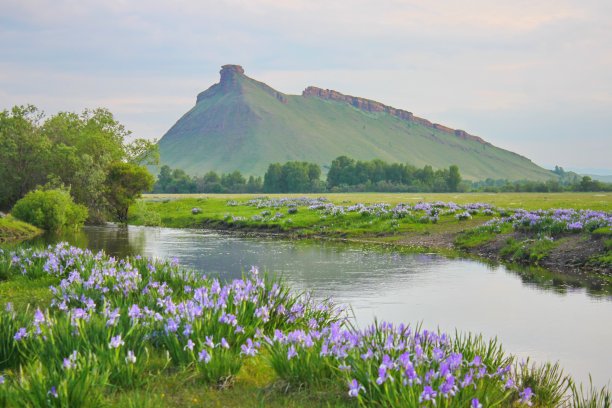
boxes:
[0,215,42,244]
[129,194,612,290]
[1,243,609,407]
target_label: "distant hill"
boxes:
[158,65,554,181]
[585,174,612,183]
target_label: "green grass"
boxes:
[143,192,612,211]
[131,196,486,240]
[106,357,352,408]
[131,193,611,243]
[455,223,513,249]
[0,216,41,244]
[500,237,559,265]
[157,70,554,181]
[0,275,58,311]
[587,238,612,268]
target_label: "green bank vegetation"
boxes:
[0,105,156,238]
[130,193,611,289]
[1,245,609,407]
[0,216,41,244]
[151,161,612,196]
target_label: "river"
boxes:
[29,224,612,389]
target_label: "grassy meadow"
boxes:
[142,192,612,211]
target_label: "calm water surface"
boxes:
[34,225,612,388]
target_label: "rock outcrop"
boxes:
[219,64,245,90]
[197,64,287,104]
[302,86,489,145]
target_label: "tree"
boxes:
[125,138,160,166]
[447,165,462,192]
[221,171,246,190]
[105,162,154,223]
[202,171,220,184]
[264,163,283,193]
[327,156,355,188]
[155,165,173,192]
[0,105,50,210]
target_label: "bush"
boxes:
[11,189,87,232]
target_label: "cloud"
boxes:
[1,0,611,170]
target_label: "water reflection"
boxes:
[30,225,612,388]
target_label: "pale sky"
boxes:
[1,0,611,173]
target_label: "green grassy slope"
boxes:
[158,68,554,181]
[0,215,41,244]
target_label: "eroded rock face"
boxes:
[303,86,488,145]
[219,64,245,90]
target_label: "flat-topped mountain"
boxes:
[158,65,553,180]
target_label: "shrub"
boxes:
[11,189,87,232]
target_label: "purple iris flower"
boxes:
[376,366,388,385]
[519,387,534,406]
[198,349,211,363]
[14,327,27,341]
[420,385,437,402]
[126,350,137,364]
[241,338,258,356]
[221,338,230,349]
[128,304,141,319]
[48,386,58,398]
[348,379,363,397]
[109,335,124,349]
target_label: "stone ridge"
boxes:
[213,64,287,104]
[302,86,489,145]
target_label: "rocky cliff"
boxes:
[302,86,489,145]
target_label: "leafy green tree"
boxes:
[12,188,88,232]
[155,165,173,192]
[221,171,246,190]
[125,138,160,165]
[327,156,355,188]
[202,171,220,184]
[447,165,462,192]
[0,105,158,221]
[0,105,50,210]
[264,163,283,193]
[246,176,263,193]
[282,162,310,193]
[104,162,154,223]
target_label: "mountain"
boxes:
[585,174,612,183]
[158,65,554,181]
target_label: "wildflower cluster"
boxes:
[0,243,595,407]
[245,197,329,209]
[0,244,343,405]
[486,208,612,235]
[265,321,538,407]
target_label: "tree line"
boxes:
[470,176,612,193]
[153,160,612,194]
[153,157,463,194]
[0,105,156,226]
[152,166,263,194]
[326,156,462,192]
